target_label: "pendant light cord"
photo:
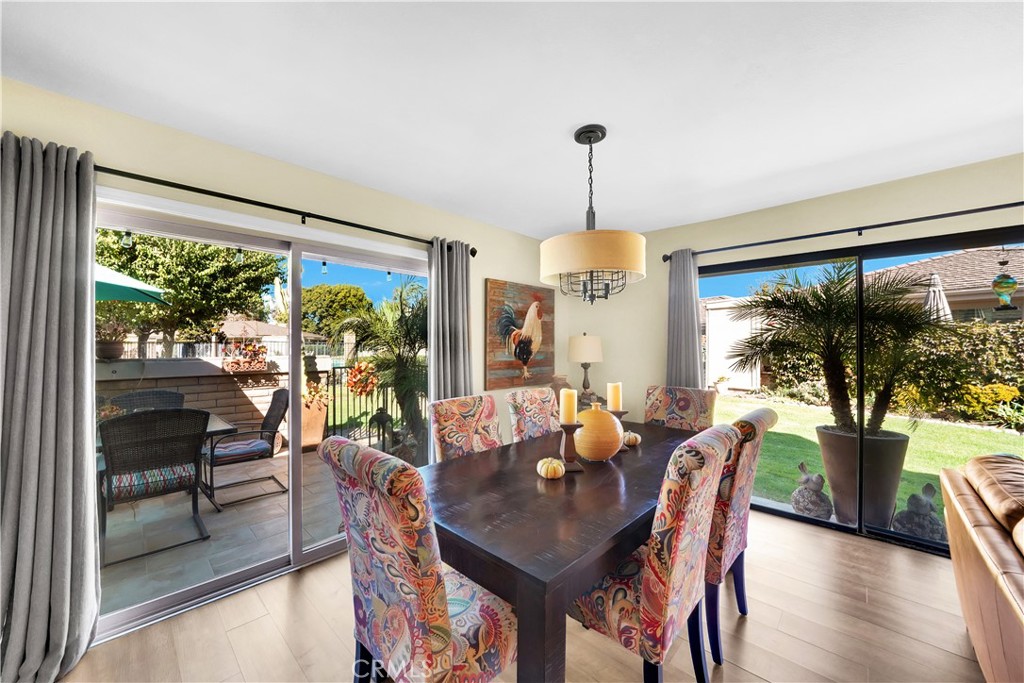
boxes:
[585,141,597,231]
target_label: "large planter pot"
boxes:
[301,401,328,450]
[95,341,124,360]
[816,426,910,528]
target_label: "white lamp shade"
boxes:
[568,334,603,363]
[539,230,647,286]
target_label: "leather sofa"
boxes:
[941,454,1024,682]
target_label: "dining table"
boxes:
[419,420,697,683]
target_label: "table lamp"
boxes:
[568,332,604,407]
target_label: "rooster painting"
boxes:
[497,299,543,380]
[485,280,555,390]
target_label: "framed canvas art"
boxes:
[484,279,555,390]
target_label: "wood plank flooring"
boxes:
[66,512,983,682]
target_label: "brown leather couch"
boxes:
[941,454,1024,682]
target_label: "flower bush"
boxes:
[303,380,331,408]
[345,361,379,397]
[959,383,1021,422]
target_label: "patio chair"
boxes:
[98,408,211,566]
[110,389,185,413]
[505,387,561,442]
[200,387,288,511]
[567,423,738,683]
[705,408,778,665]
[318,437,518,682]
[644,385,717,432]
[428,394,503,461]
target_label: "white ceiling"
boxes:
[3,2,1021,239]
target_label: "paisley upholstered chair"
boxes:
[318,437,517,683]
[704,408,778,665]
[505,387,560,442]
[567,424,740,683]
[428,394,503,461]
[644,385,717,432]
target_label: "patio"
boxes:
[100,450,342,614]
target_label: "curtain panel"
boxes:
[0,132,100,682]
[666,248,705,389]
[427,238,472,405]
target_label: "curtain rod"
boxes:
[94,165,477,257]
[660,201,1023,262]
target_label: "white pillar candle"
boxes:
[607,382,623,411]
[559,388,578,424]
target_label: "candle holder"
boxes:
[609,410,629,451]
[559,423,586,472]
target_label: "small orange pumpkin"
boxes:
[536,457,566,480]
[622,431,642,447]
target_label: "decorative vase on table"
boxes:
[575,403,624,462]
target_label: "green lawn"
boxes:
[714,394,1023,520]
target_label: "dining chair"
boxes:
[318,436,518,683]
[98,408,210,566]
[110,389,185,413]
[567,423,740,683]
[705,407,778,665]
[505,387,560,442]
[644,385,717,431]
[428,394,503,461]
[200,387,288,511]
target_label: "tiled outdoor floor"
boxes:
[100,449,342,614]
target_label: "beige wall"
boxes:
[1,78,568,443]
[561,154,1024,417]
[4,78,1020,427]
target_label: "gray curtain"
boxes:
[1,132,99,682]
[666,248,704,388]
[427,237,472,403]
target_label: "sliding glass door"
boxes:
[699,227,1022,552]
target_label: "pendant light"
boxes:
[539,124,646,304]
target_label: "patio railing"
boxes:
[118,340,337,359]
[325,365,427,446]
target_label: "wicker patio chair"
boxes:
[200,388,288,511]
[98,408,211,566]
[110,389,185,413]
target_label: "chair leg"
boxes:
[643,658,663,683]
[705,582,723,665]
[354,640,382,683]
[192,485,210,541]
[732,550,748,616]
[687,600,710,683]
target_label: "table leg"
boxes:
[515,577,567,683]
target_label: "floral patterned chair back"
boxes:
[644,385,717,432]
[428,394,503,461]
[638,424,737,659]
[568,423,737,669]
[318,437,452,682]
[505,388,560,442]
[706,408,778,584]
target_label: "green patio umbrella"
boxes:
[95,263,168,304]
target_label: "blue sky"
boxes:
[701,250,952,298]
[293,259,426,303]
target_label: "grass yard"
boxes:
[714,394,1023,522]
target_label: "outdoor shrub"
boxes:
[990,402,1024,433]
[960,383,1021,422]
[779,381,831,407]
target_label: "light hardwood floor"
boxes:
[66,512,982,683]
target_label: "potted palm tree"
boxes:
[730,261,946,528]
[333,279,428,464]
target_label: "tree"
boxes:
[297,284,372,337]
[729,261,950,435]
[96,229,284,355]
[333,279,428,460]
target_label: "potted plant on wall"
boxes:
[95,301,132,360]
[729,261,947,528]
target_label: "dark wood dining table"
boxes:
[419,421,696,683]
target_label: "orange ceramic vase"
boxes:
[575,403,624,462]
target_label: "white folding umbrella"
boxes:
[923,273,953,322]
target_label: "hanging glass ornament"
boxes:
[992,248,1018,311]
